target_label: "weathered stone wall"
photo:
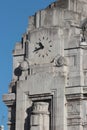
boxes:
[3,0,87,130]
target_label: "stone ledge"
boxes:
[66,94,83,100]
[3,93,15,106]
[83,86,87,94]
[65,86,82,95]
[67,117,83,126]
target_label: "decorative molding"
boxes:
[54,56,67,67]
[32,102,49,114]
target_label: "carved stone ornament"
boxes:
[19,60,29,71]
[55,56,67,67]
[80,18,87,46]
[30,102,50,130]
[32,102,49,114]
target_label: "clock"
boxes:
[29,28,60,65]
[33,36,53,58]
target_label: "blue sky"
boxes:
[0,0,55,129]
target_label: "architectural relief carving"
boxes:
[19,60,29,71]
[55,56,67,67]
[80,18,87,46]
[67,101,80,116]
[31,102,50,130]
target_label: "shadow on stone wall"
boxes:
[24,107,32,130]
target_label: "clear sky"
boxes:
[0,0,55,129]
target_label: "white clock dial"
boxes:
[29,28,60,65]
[33,36,53,59]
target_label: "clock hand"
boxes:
[36,42,44,49]
[33,46,43,52]
[33,42,44,52]
[38,42,44,48]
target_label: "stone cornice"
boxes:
[3,93,16,107]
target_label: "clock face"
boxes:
[29,29,60,65]
[33,36,53,58]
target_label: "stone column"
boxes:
[7,107,12,130]
[2,93,15,130]
[30,102,50,130]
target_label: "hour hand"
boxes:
[36,42,44,49]
[33,42,44,52]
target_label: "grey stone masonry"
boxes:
[3,0,87,130]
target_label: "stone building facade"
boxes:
[3,0,87,130]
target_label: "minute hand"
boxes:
[33,47,43,52]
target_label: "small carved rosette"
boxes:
[55,56,67,67]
